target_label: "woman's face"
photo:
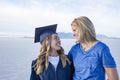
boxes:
[71,23,80,42]
[51,34,61,50]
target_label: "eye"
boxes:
[54,36,60,41]
[53,36,57,39]
[73,29,76,32]
[54,37,57,39]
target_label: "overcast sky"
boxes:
[0,0,120,37]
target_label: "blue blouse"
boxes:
[68,41,116,80]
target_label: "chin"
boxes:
[76,39,79,42]
[76,38,80,42]
[56,47,61,50]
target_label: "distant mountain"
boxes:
[0,32,119,39]
[58,32,74,39]
[58,32,119,39]
[96,34,109,39]
[96,34,120,39]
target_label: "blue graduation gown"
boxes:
[30,58,73,80]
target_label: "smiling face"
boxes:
[71,16,97,43]
[50,34,61,51]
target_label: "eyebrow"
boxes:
[52,34,58,37]
[54,35,58,38]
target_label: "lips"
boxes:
[56,43,60,46]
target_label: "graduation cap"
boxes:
[34,24,57,43]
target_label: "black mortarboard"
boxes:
[34,24,57,43]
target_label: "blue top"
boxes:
[68,41,116,80]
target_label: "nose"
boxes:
[57,37,61,42]
[58,38,61,45]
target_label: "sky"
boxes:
[0,0,120,37]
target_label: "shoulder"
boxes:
[96,41,109,49]
[31,59,37,67]
[68,43,80,57]
[70,43,80,51]
[30,59,40,80]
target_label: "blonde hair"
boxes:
[34,35,71,74]
[71,16,97,43]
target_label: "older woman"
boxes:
[68,16,119,80]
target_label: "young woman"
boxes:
[30,24,73,80]
[68,16,119,80]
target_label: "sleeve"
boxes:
[102,47,116,68]
[68,49,73,62]
[30,60,40,80]
[68,50,75,80]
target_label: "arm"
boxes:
[101,46,119,80]
[105,68,119,80]
[68,52,74,80]
[30,60,41,80]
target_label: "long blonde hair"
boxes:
[34,35,71,74]
[71,16,97,43]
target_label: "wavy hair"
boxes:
[71,16,97,43]
[34,35,71,74]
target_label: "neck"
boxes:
[49,49,59,56]
[81,41,97,51]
